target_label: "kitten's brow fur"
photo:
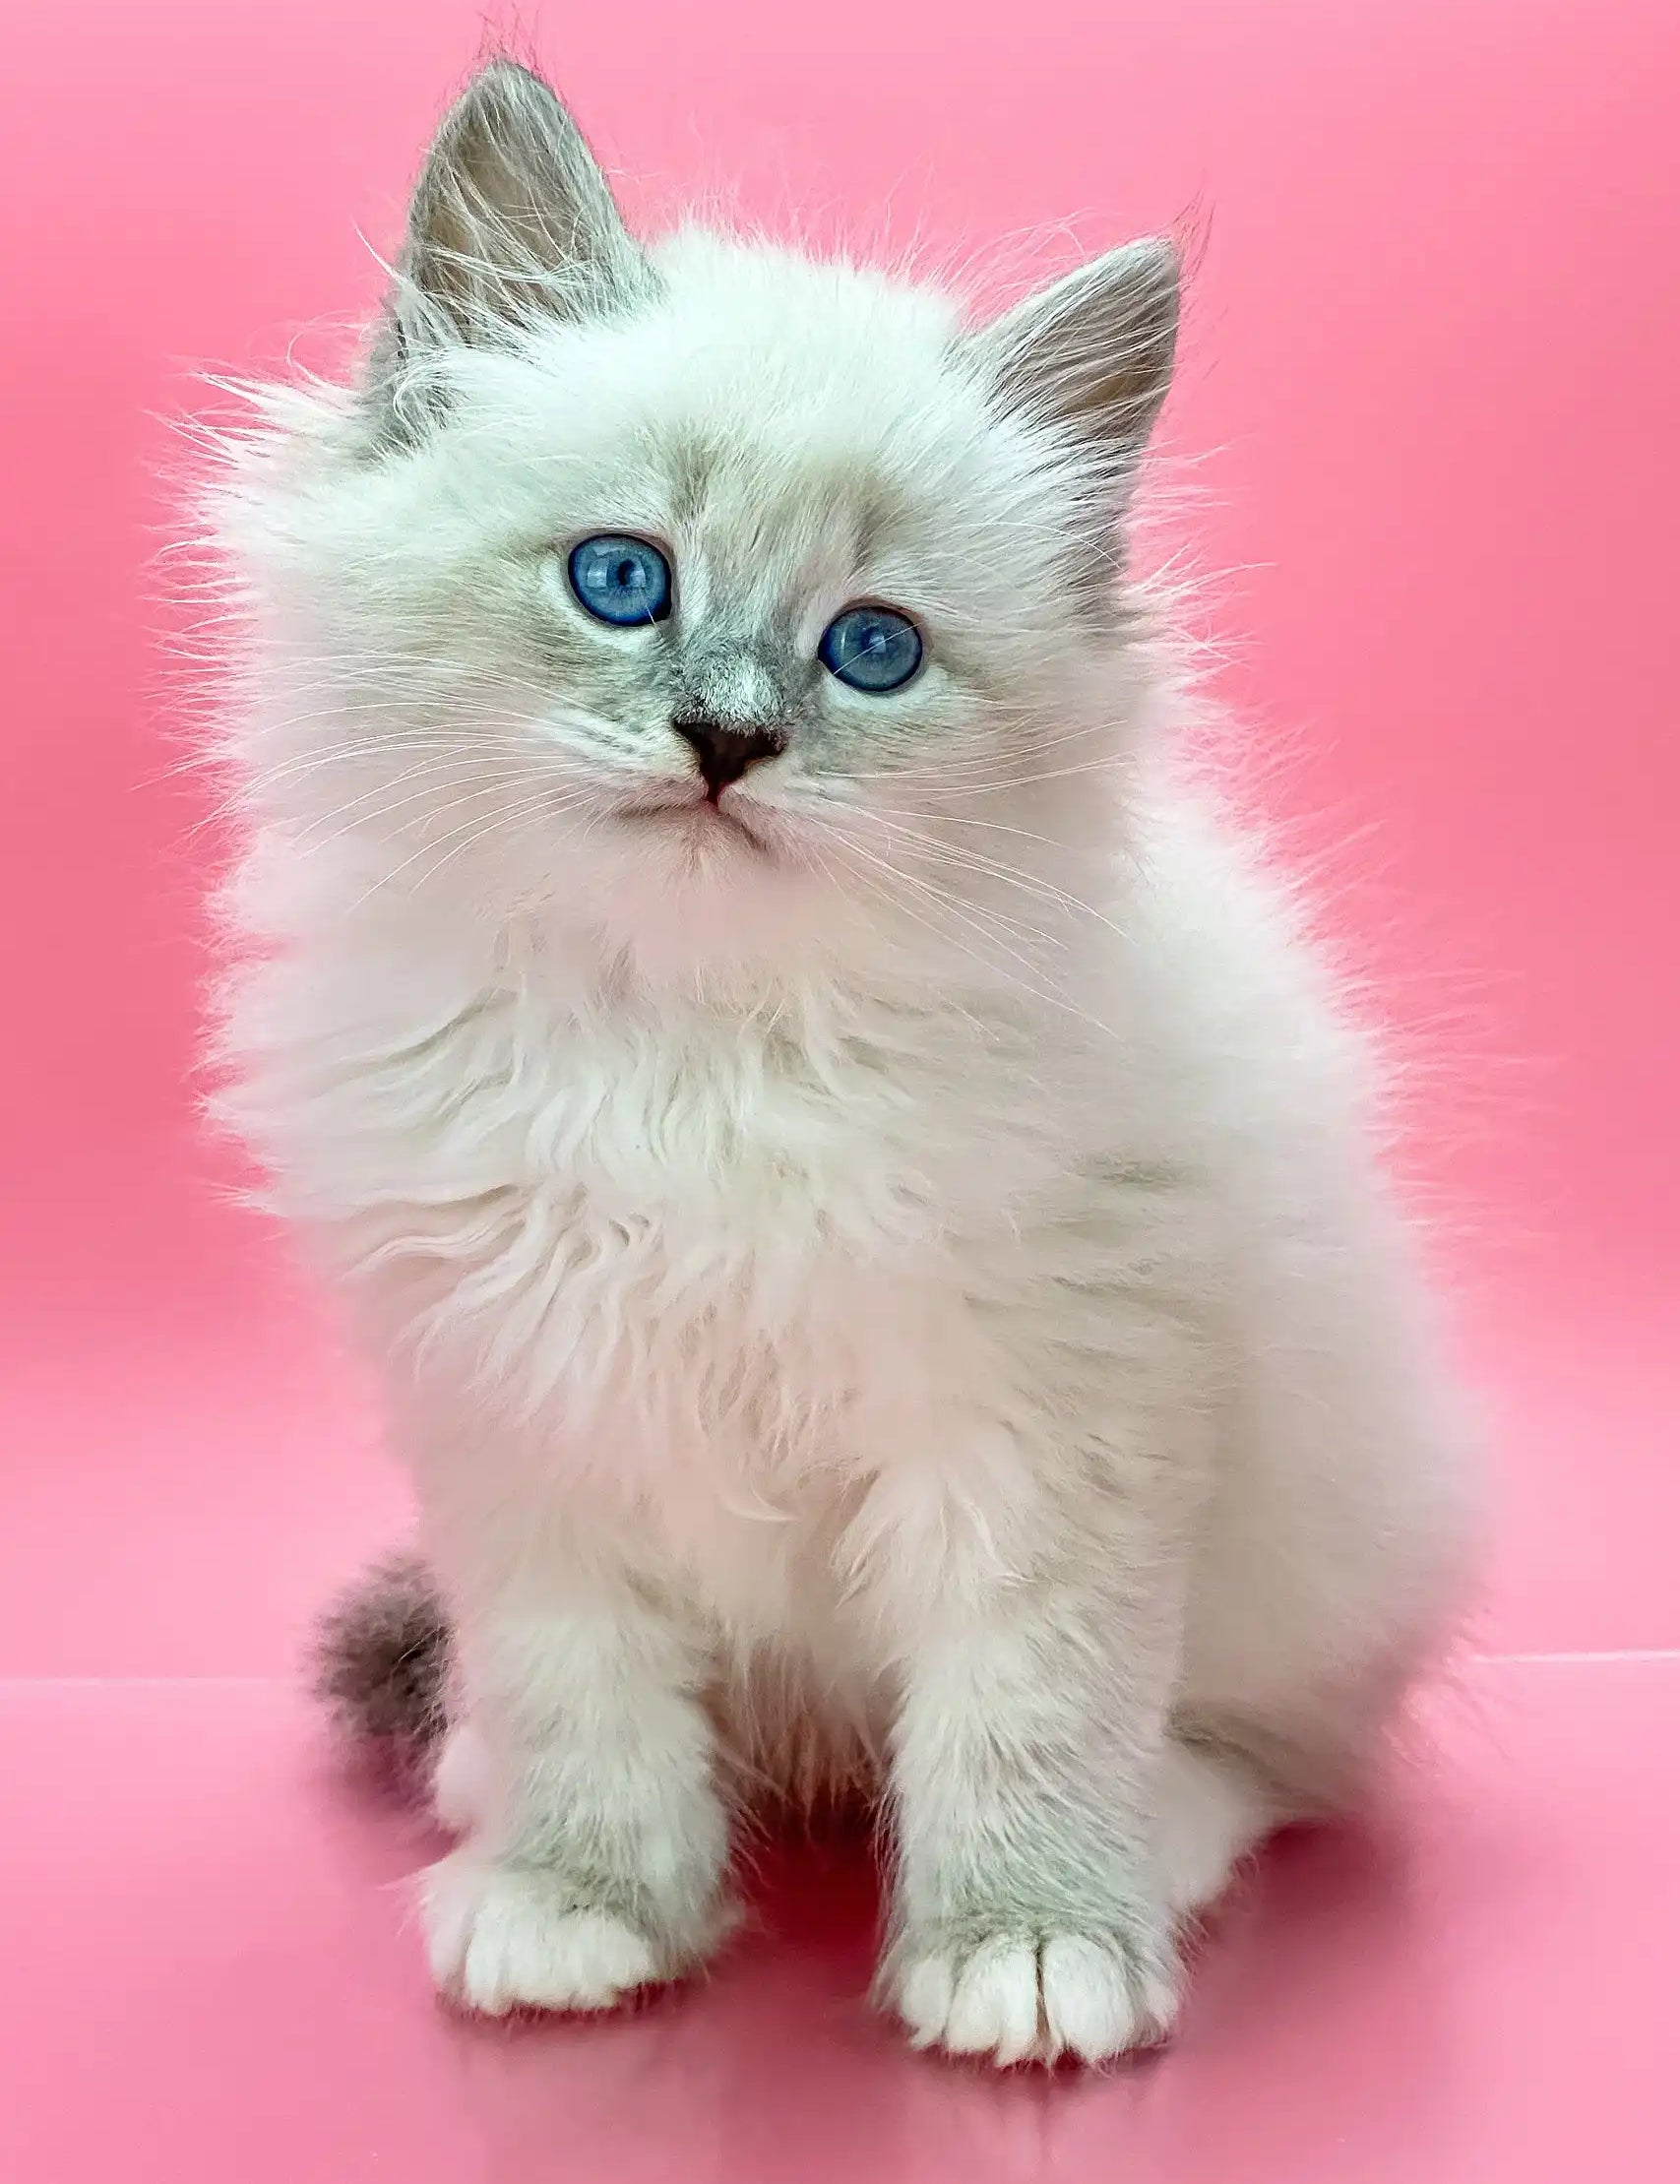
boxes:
[204,60,1478,2066]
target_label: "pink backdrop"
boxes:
[3,5,1677,2178]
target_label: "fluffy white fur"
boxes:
[204,63,1477,2065]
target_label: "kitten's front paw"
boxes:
[422,1848,665,2017]
[889,1926,1180,2067]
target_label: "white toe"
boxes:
[945,1942,1041,2065]
[896,1951,957,2048]
[423,1851,659,2016]
[1039,1934,1138,2062]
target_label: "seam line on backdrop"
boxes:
[0,1675,280,1688]
[1475,1649,1680,1665]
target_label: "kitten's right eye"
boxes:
[818,603,923,693]
[566,535,672,627]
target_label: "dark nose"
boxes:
[672,716,786,800]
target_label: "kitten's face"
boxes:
[227,66,1176,984]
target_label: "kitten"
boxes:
[206,60,1478,2065]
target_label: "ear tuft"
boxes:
[970,238,1180,469]
[369,61,654,428]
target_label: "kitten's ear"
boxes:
[370,62,653,424]
[969,239,1180,472]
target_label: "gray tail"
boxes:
[311,1550,453,1755]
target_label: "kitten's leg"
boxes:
[430,1717,492,1836]
[1152,1733,1278,1917]
[877,1453,1197,2068]
[419,1561,732,2017]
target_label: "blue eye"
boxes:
[567,534,672,626]
[818,604,923,693]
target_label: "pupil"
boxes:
[613,557,643,591]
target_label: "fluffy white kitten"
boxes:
[206,61,1477,2065]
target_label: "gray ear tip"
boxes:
[1116,239,1182,367]
[1121,235,1183,303]
[380,50,640,382]
[452,55,565,122]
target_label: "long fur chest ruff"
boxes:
[253,953,1112,1548]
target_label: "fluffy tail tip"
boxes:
[311,1551,451,1751]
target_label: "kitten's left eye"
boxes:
[818,604,923,693]
[567,534,672,626]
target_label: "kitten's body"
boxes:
[209,64,1476,2064]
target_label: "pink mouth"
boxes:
[616,793,770,853]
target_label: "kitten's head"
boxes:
[218,62,1178,989]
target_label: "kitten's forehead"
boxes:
[659,422,901,611]
[648,228,962,394]
[504,236,982,530]
[645,246,976,539]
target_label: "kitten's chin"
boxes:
[546,802,835,986]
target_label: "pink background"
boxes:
[2,4,1676,2178]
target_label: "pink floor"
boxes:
[4,3,1679,2179]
